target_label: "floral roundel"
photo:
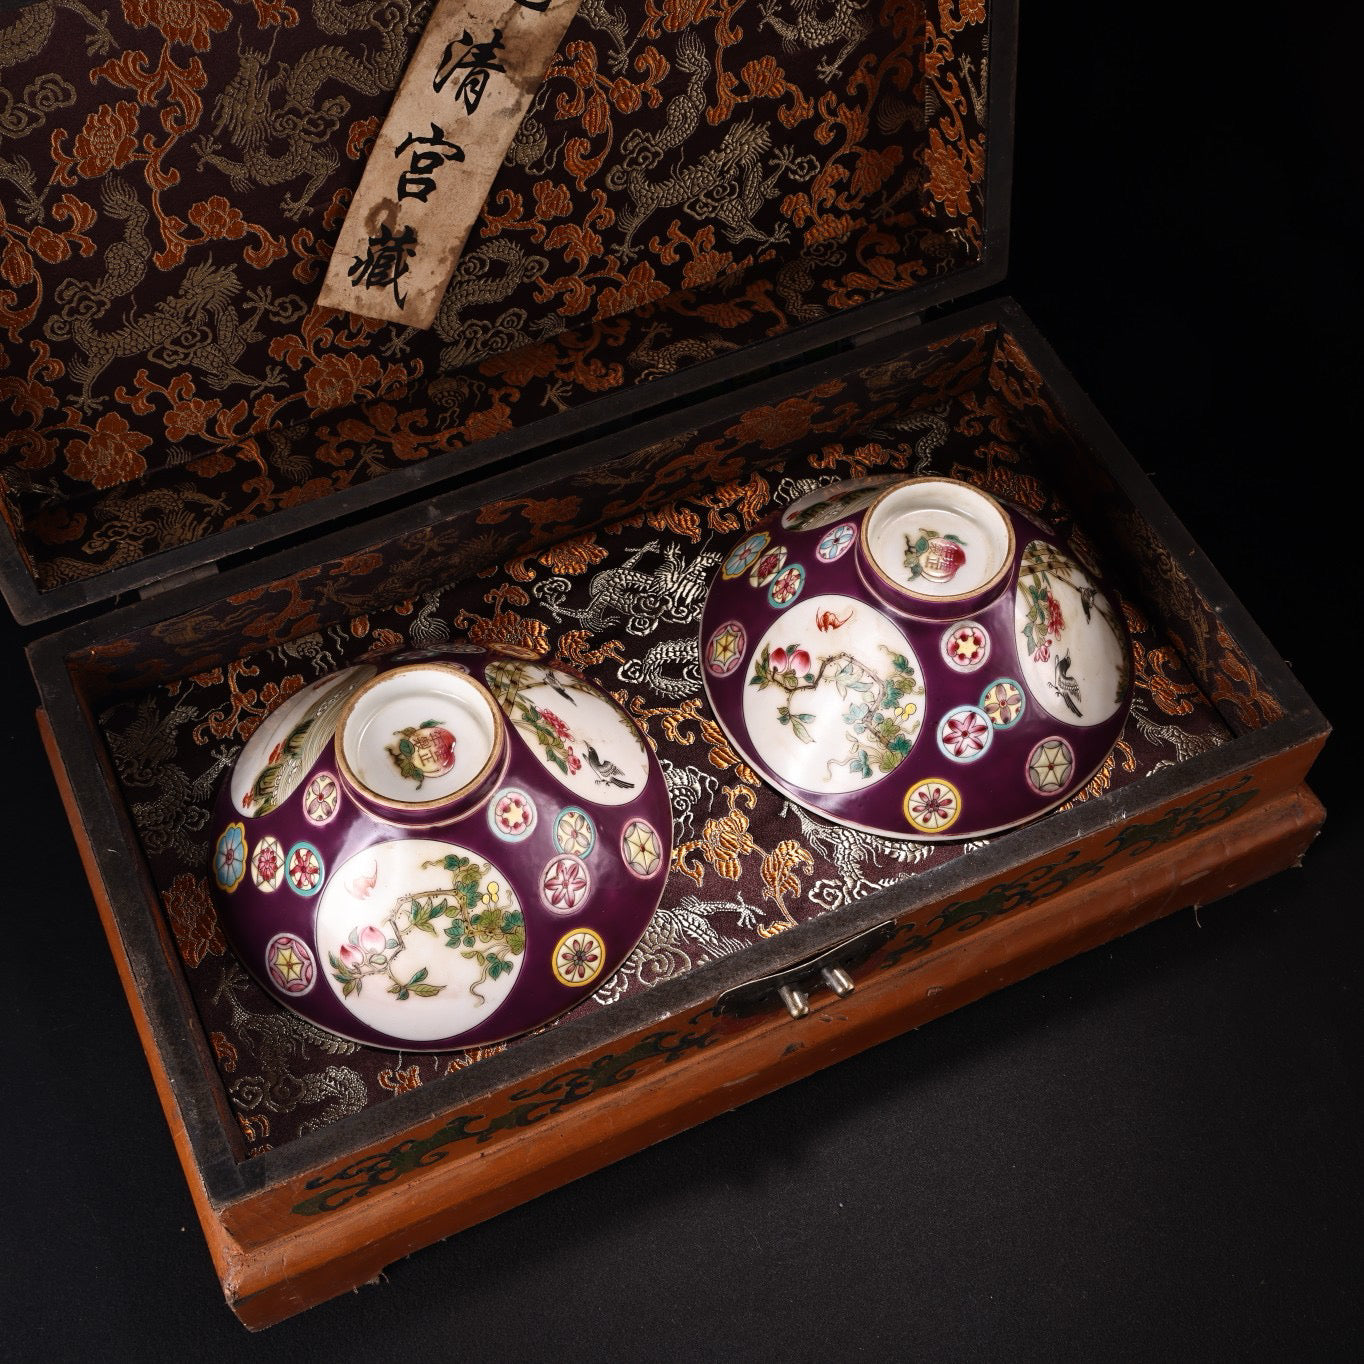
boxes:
[553,928,605,988]
[554,807,595,857]
[490,788,537,841]
[903,779,962,835]
[286,843,324,896]
[251,835,285,892]
[541,854,591,914]
[213,823,247,893]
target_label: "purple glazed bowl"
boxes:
[700,476,1133,840]
[208,648,671,1051]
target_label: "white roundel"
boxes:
[316,840,523,1044]
[485,661,649,807]
[741,594,925,794]
[1014,541,1127,727]
[231,666,376,816]
[780,476,898,531]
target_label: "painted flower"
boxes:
[288,846,322,891]
[540,708,572,741]
[70,102,140,178]
[65,412,151,489]
[943,711,989,756]
[213,823,247,893]
[557,933,602,982]
[543,856,589,910]
[770,566,804,604]
[121,0,231,51]
[556,809,593,856]
[910,784,957,828]
[1046,591,1066,638]
[496,794,531,833]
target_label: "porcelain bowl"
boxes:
[208,649,671,1050]
[700,476,1133,840]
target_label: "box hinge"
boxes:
[138,562,220,601]
[851,312,923,347]
[716,919,898,1019]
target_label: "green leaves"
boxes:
[388,966,444,1001]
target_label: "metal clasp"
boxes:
[716,920,896,1019]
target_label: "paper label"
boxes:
[317,0,582,329]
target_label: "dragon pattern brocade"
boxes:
[100,421,1234,1155]
[0,0,990,587]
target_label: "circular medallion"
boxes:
[705,621,747,678]
[621,818,664,878]
[768,563,806,608]
[1014,540,1129,727]
[552,928,605,988]
[816,522,857,562]
[722,531,769,580]
[749,543,787,588]
[317,839,524,1043]
[780,476,897,531]
[303,771,340,824]
[250,835,285,892]
[1026,738,1075,794]
[741,595,924,796]
[489,788,537,841]
[213,823,248,894]
[903,779,962,835]
[553,806,596,857]
[943,621,990,671]
[981,678,1026,729]
[286,842,324,896]
[937,706,994,763]
[540,854,591,914]
[265,934,316,995]
[485,660,650,808]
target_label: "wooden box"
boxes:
[0,0,1328,1330]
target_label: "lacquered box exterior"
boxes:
[1,0,1333,1332]
[26,299,1328,1325]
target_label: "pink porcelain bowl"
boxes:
[208,649,671,1050]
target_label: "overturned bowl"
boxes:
[209,650,670,1050]
[700,475,1132,840]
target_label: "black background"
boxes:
[2,4,1359,1359]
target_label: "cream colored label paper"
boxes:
[318,0,582,328]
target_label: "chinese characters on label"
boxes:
[326,0,583,326]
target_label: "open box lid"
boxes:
[0,0,1016,624]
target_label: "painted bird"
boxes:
[586,745,634,789]
[1049,651,1084,718]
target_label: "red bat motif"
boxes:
[816,609,853,632]
[347,859,379,900]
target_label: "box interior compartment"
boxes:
[66,312,1278,1177]
[0,0,1004,613]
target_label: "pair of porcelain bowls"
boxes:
[210,476,1132,1050]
